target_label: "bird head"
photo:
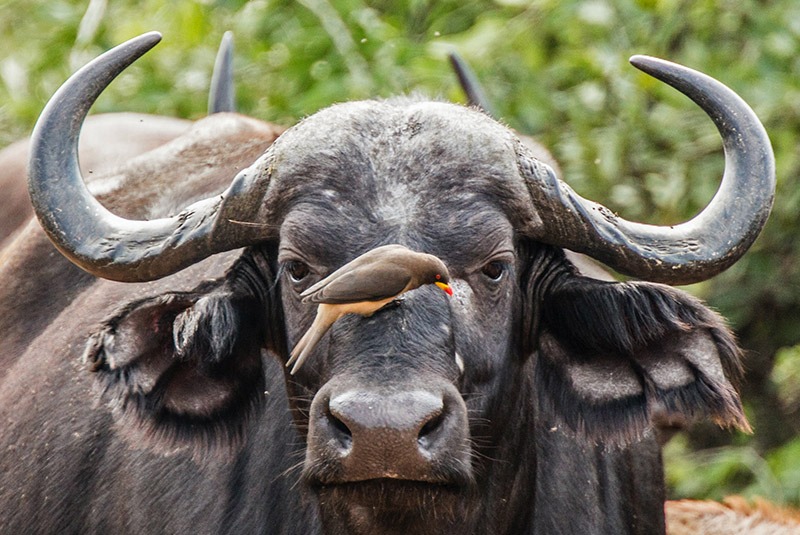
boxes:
[434,273,453,296]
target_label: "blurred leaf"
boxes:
[773,345,800,414]
[665,435,785,504]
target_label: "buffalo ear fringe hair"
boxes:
[535,353,748,445]
[82,252,277,459]
[534,277,750,445]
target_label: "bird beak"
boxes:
[435,281,453,296]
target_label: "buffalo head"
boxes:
[26,32,774,533]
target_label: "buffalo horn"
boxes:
[520,55,775,285]
[208,31,235,114]
[447,52,497,117]
[28,32,272,282]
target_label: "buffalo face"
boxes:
[269,102,525,524]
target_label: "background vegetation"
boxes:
[2,0,799,507]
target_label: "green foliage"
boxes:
[774,345,800,415]
[666,435,781,503]
[665,433,800,506]
[2,0,799,507]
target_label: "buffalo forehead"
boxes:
[269,100,525,198]
[272,99,526,262]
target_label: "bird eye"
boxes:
[481,261,505,282]
[286,261,310,283]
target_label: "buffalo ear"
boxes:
[533,273,749,444]
[84,285,266,457]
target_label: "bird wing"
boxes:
[301,263,412,304]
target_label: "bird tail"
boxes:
[287,316,328,375]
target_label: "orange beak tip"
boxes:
[435,281,453,296]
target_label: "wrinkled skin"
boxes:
[0,102,746,534]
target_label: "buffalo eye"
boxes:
[481,261,506,282]
[285,261,311,284]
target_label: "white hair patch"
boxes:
[455,352,465,374]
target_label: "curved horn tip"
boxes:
[627,55,719,89]
[217,30,234,57]
[209,31,235,114]
[534,53,774,284]
[126,31,163,50]
[629,54,658,66]
[447,50,497,117]
[628,54,676,75]
[447,51,469,85]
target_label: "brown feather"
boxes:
[288,244,451,374]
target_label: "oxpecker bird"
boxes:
[287,244,453,374]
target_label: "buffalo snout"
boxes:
[305,382,471,486]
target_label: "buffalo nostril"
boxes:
[325,408,353,453]
[417,409,445,452]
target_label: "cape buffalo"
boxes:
[0,32,775,534]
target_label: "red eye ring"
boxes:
[435,274,441,280]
